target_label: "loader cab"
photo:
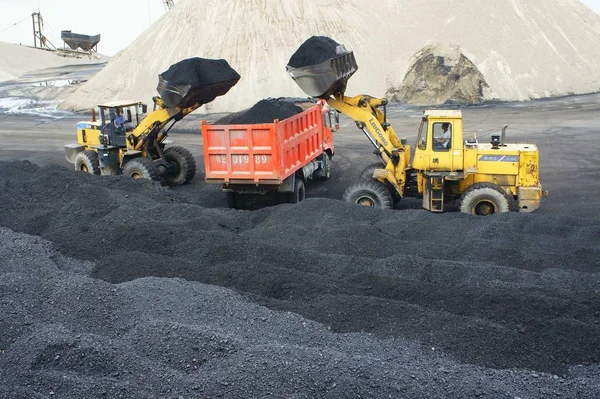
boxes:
[413,110,464,172]
[97,101,148,147]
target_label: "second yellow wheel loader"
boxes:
[286,37,545,215]
[64,58,240,185]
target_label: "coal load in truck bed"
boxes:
[217,98,304,124]
[157,57,240,108]
[287,36,341,68]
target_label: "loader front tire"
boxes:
[359,161,385,180]
[122,158,160,181]
[74,150,100,175]
[460,183,510,216]
[343,180,393,209]
[163,146,196,185]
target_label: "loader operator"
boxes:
[435,122,451,150]
[114,108,125,132]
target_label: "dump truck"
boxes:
[202,99,336,209]
[65,58,240,185]
[286,37,545,215]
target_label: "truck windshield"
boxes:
[417,119,428,150]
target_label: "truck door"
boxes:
[429,122,453,171]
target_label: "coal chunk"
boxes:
[216,98,304,125]
[157,58,240,108]
[287,36,341,68]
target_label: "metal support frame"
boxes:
[31,12,55,50]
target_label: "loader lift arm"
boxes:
[126,96,201,152]
[327,94,412,196]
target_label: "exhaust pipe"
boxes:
[501,124,508,147]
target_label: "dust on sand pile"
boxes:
[60,0,600,113]
[0,161,599,397]
[216,98,304,124]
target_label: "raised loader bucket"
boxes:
[286,36,358,99]
[157,58,241,109]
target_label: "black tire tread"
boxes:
[287,178,306,204]
[122,158,160,181]
[459,183,510,215]
[163,146,196,185]
[74,150,101,175]
[343,179,393,209]
[359,161,386,180]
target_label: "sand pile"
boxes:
[388,44,492,105]
[60,0,600,113]
[0,160,599,393]
[0,41,103,82]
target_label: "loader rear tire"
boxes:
[74,150,100,175]
[122,158,160,181]
[287,178,306,204]
[163,146,196,185]
[460,183,510,216]
[343,180,393,209]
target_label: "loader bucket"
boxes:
[286,37,358,99]
[157,58,241,109]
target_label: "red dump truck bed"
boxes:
[202,100,336,208]
[202,100,334,185]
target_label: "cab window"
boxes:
[417,120,428,150]
[432,122,452,151]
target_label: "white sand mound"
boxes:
[61,0,600,113]
[0,42,103,82]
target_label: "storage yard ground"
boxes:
[0,94,599,398]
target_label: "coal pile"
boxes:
[0,161,599,398]
[216,98,304,124]
[288,36,341,68]
[157,57,241,108]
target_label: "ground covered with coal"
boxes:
[287,36,341,68]
[1,161,599,398]
[216,98,304,124]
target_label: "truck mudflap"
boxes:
[518,184,545,213]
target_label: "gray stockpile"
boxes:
[0,161,599,398]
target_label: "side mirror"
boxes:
[142,104,148,113]
[328,109,340,132]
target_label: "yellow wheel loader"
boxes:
[65,58,240,185]
[287,39,545,215]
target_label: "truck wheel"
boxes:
[318,155,332,180]
[343,180,393,209]
[122,158,160,181]
[460,183,510,216]
[287,178,306,203]
[226,192,241,209]
[163,146,196,185]
[74,150,100,175]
